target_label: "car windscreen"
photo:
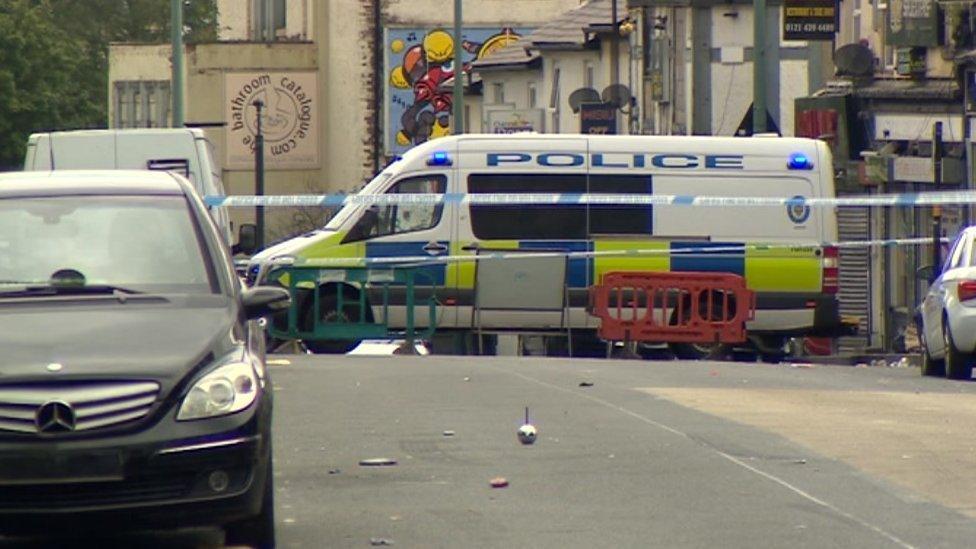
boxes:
[0,195,216,294]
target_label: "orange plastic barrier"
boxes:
[588,271,756,345]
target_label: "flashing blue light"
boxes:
[427,151,453,166]
[787,152,813,170]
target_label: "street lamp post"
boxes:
[453,0,464,134]
[170,0,183,127]
[253,100,266,251]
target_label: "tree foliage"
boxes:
[0,0,218,169]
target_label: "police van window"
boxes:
[588,175,653,235]
[343,175,445,242]
[469,174,586,240]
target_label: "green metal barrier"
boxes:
[266,260,438,351]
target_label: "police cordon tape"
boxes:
[249,237,948,270]
[206,190,976,208]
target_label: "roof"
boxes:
[0,170,188,198]
[470,40,540,70]
[527,0,628,48]
[854,78,960,101]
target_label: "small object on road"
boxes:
[517,407,537,445]
[789,363,815,369]
[793,459,807,465]
[578,381,594,387]
[266,358,291,366]
[490,477,509,488]
[463,376,471,382]
[370,537,395,546]
[443,430,455,437]
[328,468,341,475]
[359,458,398,467]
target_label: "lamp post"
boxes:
[453,0,464,134]
[752,0,767,134]
[170,0,184,127]
[253,100,265,251]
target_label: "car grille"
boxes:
[0,472,195,509]
[0,381,160,434]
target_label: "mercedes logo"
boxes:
[35,400,76,433]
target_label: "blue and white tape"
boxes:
[205,191,976,208]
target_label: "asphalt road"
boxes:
[270,355,976,549]
[7,354,976,548]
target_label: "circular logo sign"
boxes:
[228,73,314,159]
[787,195,811,224]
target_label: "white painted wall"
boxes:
[217,0,248,40]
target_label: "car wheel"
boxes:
[224,456,275,548]
[302,295,363,354]
[919,328,945,377]
[944,323,972,380]
[668,294,733,361]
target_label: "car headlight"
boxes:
[177,359,259,421]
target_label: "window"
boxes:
[469,174,586,240]
[492,83,505,104]
[469,173,654,240]
[0,196,213,294]
[343,175,446,242]
[114,81,170,128]
[252,0,287,40]
[588,175,653,235]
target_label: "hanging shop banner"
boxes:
[783,0,838,41]
[888,0,941,47]
[580,103,618,135]
[225,72,319,170]
[485,108,545,134]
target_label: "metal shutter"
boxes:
[837,206,872,353]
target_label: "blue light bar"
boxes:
[427,151,453,166]
[787,152,814,170]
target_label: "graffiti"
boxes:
[385,27,530,155]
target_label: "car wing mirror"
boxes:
[916,265,937,282]
[242,286,291,319]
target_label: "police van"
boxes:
[249,134,845,357]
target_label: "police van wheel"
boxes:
[301,296,363,354]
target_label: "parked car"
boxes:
[0,170,289,546]
[918,226,976,380]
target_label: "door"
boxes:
[341,172,453,329]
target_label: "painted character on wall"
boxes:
[387,27,527,153]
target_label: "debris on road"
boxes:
[463,377,471,382]
[793,459,807,465]
[328,468,341,475]
[490,477,509,488]
[518,407,537,445]
[359,458,398,467]
[579,381,594,387]
[369,537,395,546]
[443,430,456,437]
[789,363,815,369]
[266,358,291,366]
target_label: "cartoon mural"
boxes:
[385,27,530,155]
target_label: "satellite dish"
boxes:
[568,88,601,113]
[834,43,874,77]
[601,84,633,109]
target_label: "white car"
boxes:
[919,227,976,380]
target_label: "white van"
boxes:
[24,128,235,248]
[249,134,847,357]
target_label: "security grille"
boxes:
[837,206,872,353]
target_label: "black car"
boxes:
[0,171,289,547]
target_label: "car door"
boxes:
[346,172,453,329]
[924,231,970,357]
